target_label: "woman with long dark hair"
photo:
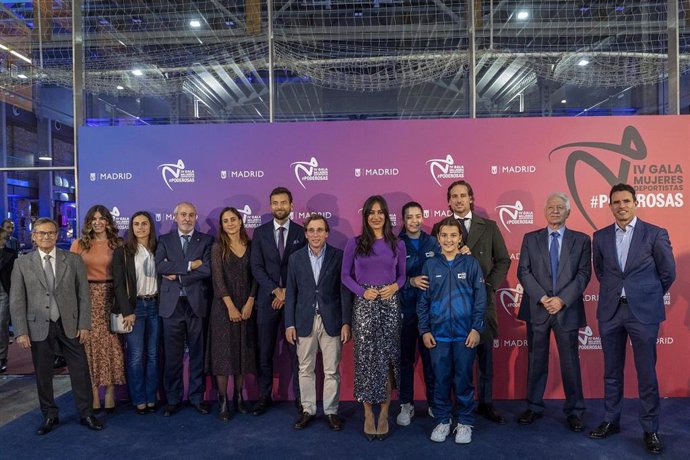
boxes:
[207,207,258,421]
[112,211,160,415]
[341,195,406,440]
[70,204,125,413]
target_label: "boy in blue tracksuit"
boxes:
[417,217,487,444]
[397,201,439,426]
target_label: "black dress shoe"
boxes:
[252,397,272,416]
[193,401,211,415]
[295,398,303,415]
[293,412,315,430]
[589,421,620,439]
[163,403,183,417]
[52,355,67,369]
[233,392,248,414]
[644,432,662,454]
[326,414,343,431]
[36,417,59,435]
[0,359,7,373]
[80,415,104,431]
[567,415,584,432]
[517,409,543,425]
[477,403,506,425]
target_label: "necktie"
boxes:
[457,218,468,244]
[278,227,286,259]
[182,234,190,256]
[550,232,560,294]
[44,255,60,321]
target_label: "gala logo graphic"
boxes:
[497,284,524,320]
[578,326,602,350]
[495,201,534,232]
[237,205,262,228]
[291,157,328,189]
[426,154,464,186]
[158,159,195,191]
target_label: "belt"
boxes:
[619,296,628,304]
[137,294,158,301]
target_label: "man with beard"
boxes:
[251,187,306,415]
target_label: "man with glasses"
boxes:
[10,217,103,434]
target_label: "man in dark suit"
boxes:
[10,217,103,434]
[285,215,352,431]
[250,186,306,415]
[517,192,591,431]
[434,180,511,423]
[155,202,213,416]
[589,183,675,455]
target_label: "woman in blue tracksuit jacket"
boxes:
[397,202,439,425]
[417,217,487,443]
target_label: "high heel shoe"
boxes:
[364,414,377,441]
[233,392,247,414]
[218,395,230,422]
[377,415,389,440]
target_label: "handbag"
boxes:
[110,250,133,334]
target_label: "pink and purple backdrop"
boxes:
[79,115,689,401]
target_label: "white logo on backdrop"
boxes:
[291,157,328,189]
[496,284,524,320]
[495,201,534,232]
[158,159,195,191]
[426,154,464,186]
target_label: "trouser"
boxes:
[430,341,476,425]
[295,314,342,415]
[257,304,300,400]
[124,297,161,406]
[399,319,434,405]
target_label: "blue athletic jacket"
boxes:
[417,253,487,342]
[399,231,440,323]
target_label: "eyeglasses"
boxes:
[34,231,57,239]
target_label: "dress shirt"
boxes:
[273,219,291,249]
[453,210,473,233]
[37,247,57,277]
[308,245,326,314]
[547,225,565,259]
[615,216,637,298]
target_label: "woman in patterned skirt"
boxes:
[341,195,406,440]
[71,205,126,413]
[207,207,258,421]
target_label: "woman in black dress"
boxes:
[208,207,258,421]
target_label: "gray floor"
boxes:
[0,375,71,427]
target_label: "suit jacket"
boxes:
[436,214,511,339]
[9,249,92,341]
[155,230,213,318]
[250,220,306,307]
[517,228,591,331]
[0,247,17,294]
[593,218,675,325]
[112,246,160,316]
[284,244,352,337]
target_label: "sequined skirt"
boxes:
[352,285,401,404]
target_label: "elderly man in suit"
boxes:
[285,215,351,431]
[10,217,103,434]
[435,180,511,424]
[156,202,213,416]
[250,186,306,416]
[589,183,675,455]
[517,192,591,431]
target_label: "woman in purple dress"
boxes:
[342,195,406,441]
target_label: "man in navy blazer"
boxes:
[589,183,675,455]
[285,215,352,431]
[250,187,306,415]
[517,193,591,432]
[155,202,213,416]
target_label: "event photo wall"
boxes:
[79,115,689,400]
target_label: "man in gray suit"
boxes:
[10,217,103,435]
[517,193,591,432]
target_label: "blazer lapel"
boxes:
[283,222,301,262]
[465,215,485,249]
[557,229,574,279]
[623,220,645,273]
[317,245,335,285]
[54,249,68,289]
[537,229,551,274]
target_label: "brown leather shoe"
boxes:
[326,414,343,431]
[294,412,315,430]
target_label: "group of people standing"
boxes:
[7,180,675,455]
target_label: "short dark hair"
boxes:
[401,201,423,218]
[270,186,293,203]
[33,217,59,232]
[437,216,464,242]
[304,214,330,233]
[609,183,636,202]
[446,180,475,211]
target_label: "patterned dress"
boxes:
[70,239,126,387]
[342,238,406,404]
[207,241,258,375]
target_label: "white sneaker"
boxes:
[430,422,451,442]
[454,424,473,444]
[396,403,415,426]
